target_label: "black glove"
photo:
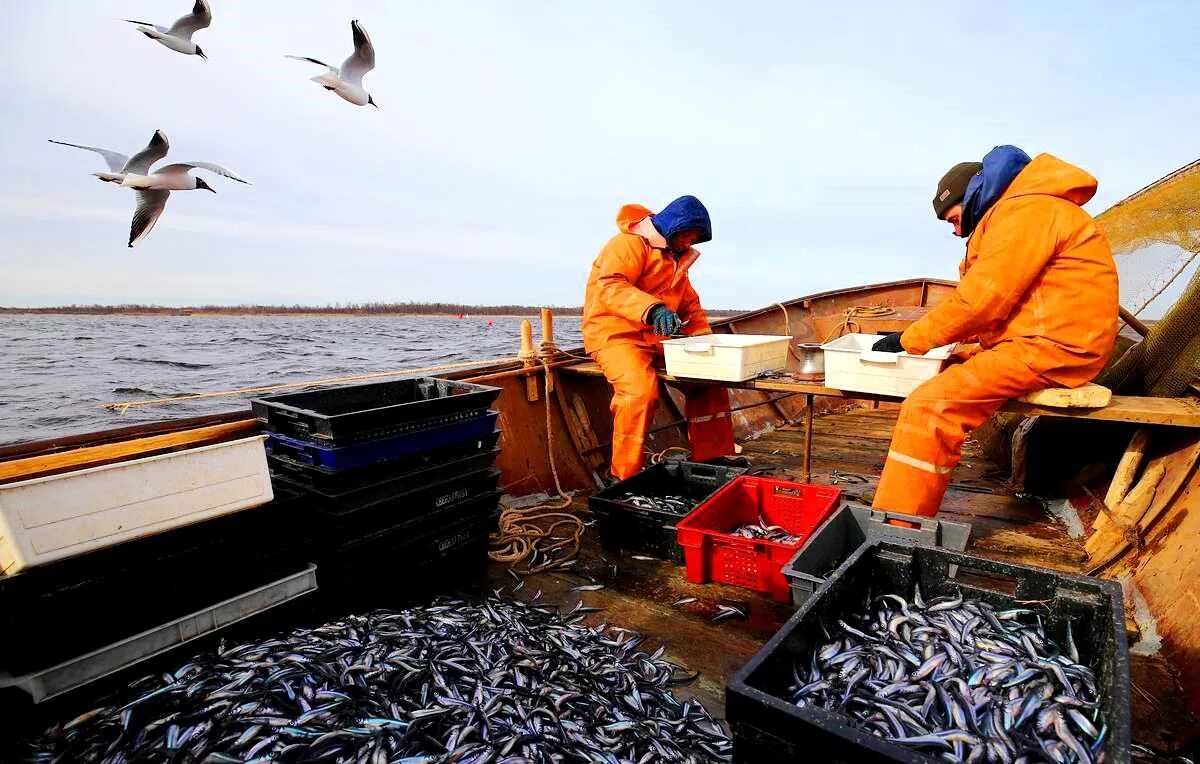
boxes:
[647,305,683,336]
[871,332,905,353]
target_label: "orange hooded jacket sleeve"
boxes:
[583,204,711,353]
[901,154,1118,386]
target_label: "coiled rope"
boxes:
[822,305,897,343]
[488,354,584,575]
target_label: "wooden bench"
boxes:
[562,360,1200,480]
[563,361,1200,426]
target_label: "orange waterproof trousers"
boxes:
[593,344,734,480]
[872,344,1052,517]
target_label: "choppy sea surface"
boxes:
[0,315,583,447]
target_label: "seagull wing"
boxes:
[48,140,129,172]
[121,130,170,175]
[129,190,170,248]
[167,0,212,39]
[157,162,250,184]
[124,19,169,33]
[339,19,375,86]
[286,55,338,72]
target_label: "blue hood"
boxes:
[960,145,1032,238]
[651,196,712,246]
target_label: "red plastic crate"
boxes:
[674,476,842,602]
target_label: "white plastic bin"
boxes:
[662,335,792,382]
[2,564,317,702]
[0,435,273,574]
[821,333,955,397]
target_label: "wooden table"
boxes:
[563,361,1200,481]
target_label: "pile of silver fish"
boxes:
[617,493,697,514]
[790,587,1106,763]
[728,521,800,544]
[29,595,732,763]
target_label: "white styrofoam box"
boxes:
[1,564,317,702]
[820,333,955,397]
[0,435,273,574]
[662,334,792,382]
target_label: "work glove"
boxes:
[647,305,683,336]
[871,332,905,353]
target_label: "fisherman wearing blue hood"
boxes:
[870,146,1119,517]
[582,196,735,479]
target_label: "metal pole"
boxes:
[804,393,814,483]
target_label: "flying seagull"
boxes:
[49,130,170,182]
[94,162,249,247]
[51,130,247,247]
[125,0,212,58]
[287,20,377,107]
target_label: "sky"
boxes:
[1,2,1197,311]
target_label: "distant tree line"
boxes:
[0,302,744,317]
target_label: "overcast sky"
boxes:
[1,2,1197,310]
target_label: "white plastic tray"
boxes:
[0,564,317,702]
[821,333,954,397]
[662,334,791,382]
[0,435,273,574]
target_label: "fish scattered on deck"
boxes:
[28,594,732,762]
[712,605,747,623]
[790,585,1104,763]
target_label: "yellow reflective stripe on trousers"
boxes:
[887,449,954,475]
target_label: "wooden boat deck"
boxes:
[488,407,1200,754]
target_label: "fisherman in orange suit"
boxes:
[871,146,1119,516]
[582,196,735,480]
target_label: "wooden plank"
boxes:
[0,420,260,484]
[0,410,254,462]
[1085,461,1167,564]
[1096,428,1152,532]
[1127,466,1200,719]
[1018,383,1111,408]
[1002,395,1200,427]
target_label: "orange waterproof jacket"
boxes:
[902,154,1119,386]
[582,204,711,353]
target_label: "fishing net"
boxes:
[1094,159,1200,396]
[1099,266,1200,396]
[1098,159,1200,318]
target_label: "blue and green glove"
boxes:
[647,304,683,336]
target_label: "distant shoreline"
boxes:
[0,307,743,318]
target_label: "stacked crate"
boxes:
[253,377,503,602]
[0,431,316,707]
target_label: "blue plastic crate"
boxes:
[265,412,499,472]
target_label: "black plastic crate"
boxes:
[316,491,500,604]
[588,460,745,563]
[276,468,502,542]
[0,490,314,676]
[265,413,499,472]
[270,447,499,503]
[727,541,1130,764]
[252,377,502,444]
[267,430,501,493]
[782,503,971,608]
